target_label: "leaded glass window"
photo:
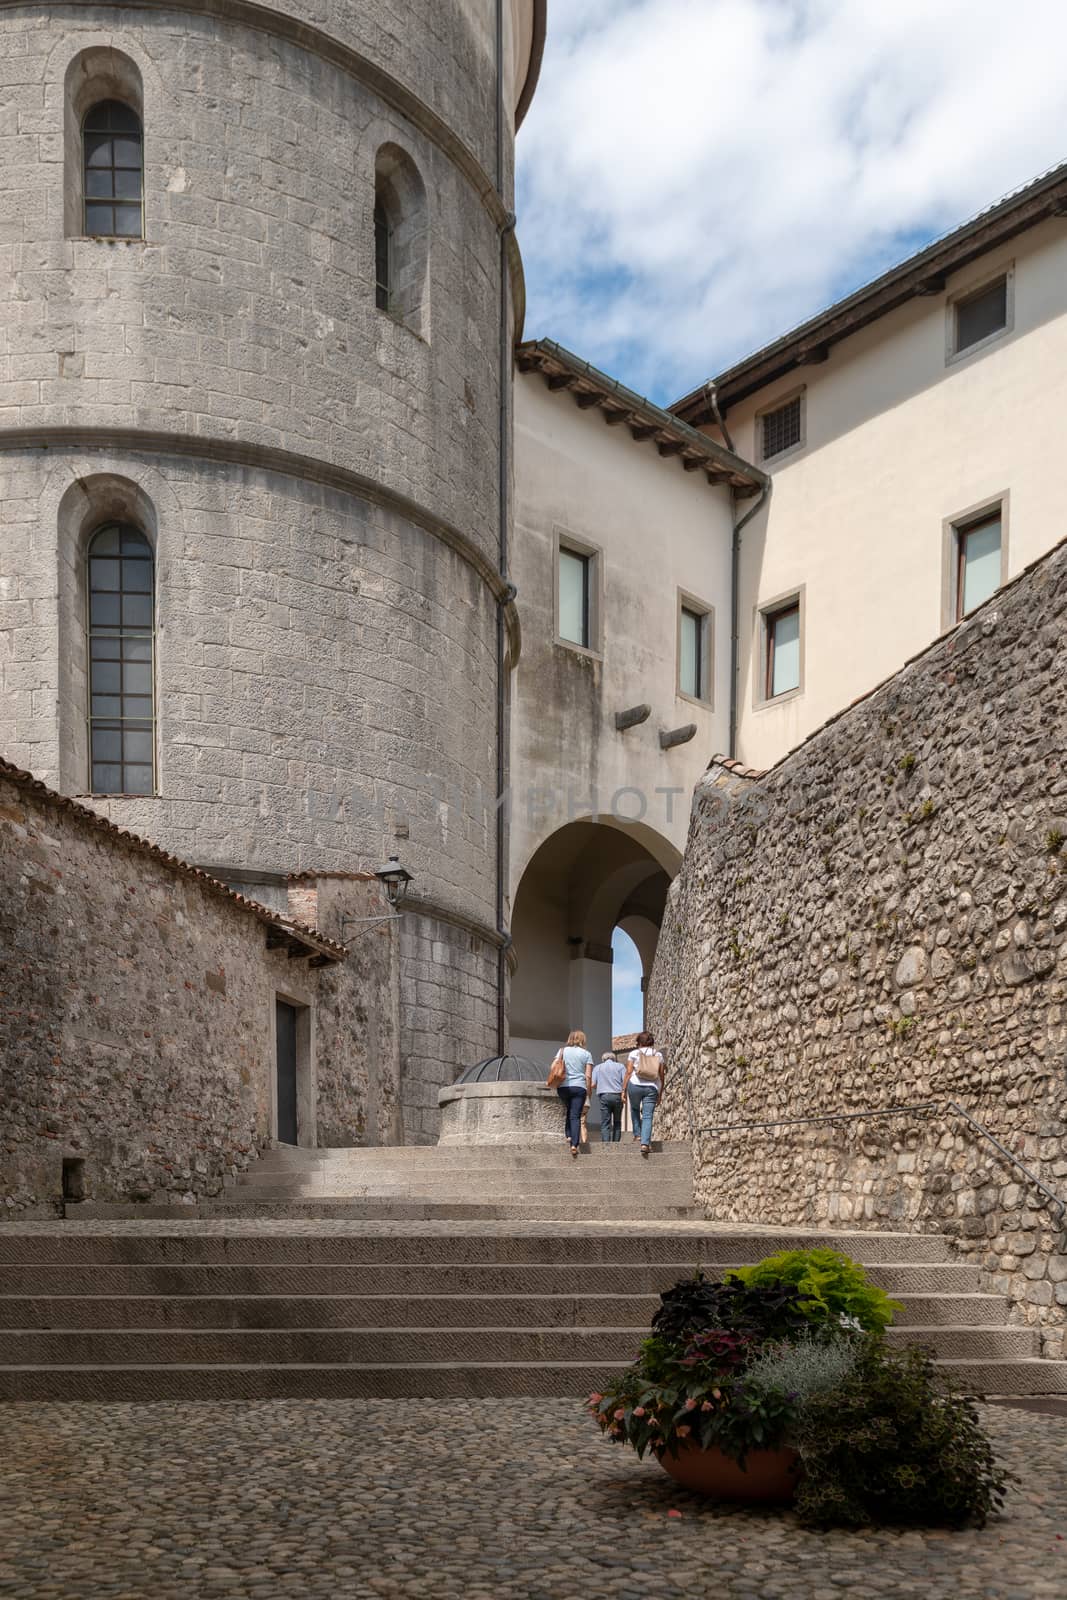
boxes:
[87,524,155,794]
[375,199,391,311]
[83,100,143,238]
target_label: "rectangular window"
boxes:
[765,600,801,699]
[678,601,712,702]
[956,512,1002,619]
[760,394,802,461]
[954,276,1008,355]
[558,545,591,648]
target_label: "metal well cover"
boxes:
[454,1055,547,1085]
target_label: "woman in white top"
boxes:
[623,1030,665,1157]
[552,1029,593,1158]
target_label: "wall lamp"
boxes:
[340,854,413,944]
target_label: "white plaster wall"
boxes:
[511,374,736,892]
[725,218,1067,772]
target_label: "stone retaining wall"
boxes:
[651,538,1067,1357]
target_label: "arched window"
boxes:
[87,524,155,794]
[374,199,392,311]
[83,100,143,238]
[374,144,429,337]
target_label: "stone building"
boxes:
[0,0,545,1156]
[4,1,1067,1193]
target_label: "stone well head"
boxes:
[438,1055,560,1144]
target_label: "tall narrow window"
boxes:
[374,145,429,336]
[956,512,1002,619]
[87,524,155,794]
[679,601,711,701]
[558,546,592,648]
[83,100,143,238]
[765,599,801,699]
[374,200,391,311]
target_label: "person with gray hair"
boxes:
[591,1050,625,1142]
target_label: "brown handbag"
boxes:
[547,1051,566,1088]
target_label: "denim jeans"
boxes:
[598,1092,623,1142]
[628,1083,658,1146]
[557,1085,587,1147]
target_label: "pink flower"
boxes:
[684,1397,697,1410]
[701,1401,714,1412]
[614,1408,626,1421]
[712,1389,722,1400]
[588,1392,602,1404]
[633,1406,645,1417]
[676,1425,692,1438]
[667,1510,683,1519]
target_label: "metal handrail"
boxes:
[693,1097,1066,1227]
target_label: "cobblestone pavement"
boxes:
[0,1402,1063,1599]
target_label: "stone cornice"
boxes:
[0,427,522,664]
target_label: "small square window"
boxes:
[558,545,592,649]
[765,600,801,699]
[953,276,1008,355]
[678,601,712,702]
[760,394,803,461]
[956,512,1002,620]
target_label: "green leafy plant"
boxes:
[727,1249,903,1334]
[898,753,917,776]
[793,1342,1012,1528]
[1046,827,1065,856]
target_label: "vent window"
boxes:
[761,394,802,460]
[954,277,1008,354]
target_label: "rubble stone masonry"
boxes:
[0,765,394,1215]
[652,537,1067,1357]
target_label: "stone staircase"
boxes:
[1,1141,1065,1400]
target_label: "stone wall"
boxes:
[651,539,1067,1358]
[0,763,389,1215]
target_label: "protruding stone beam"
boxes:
[659,723,697,749]
[615,703,651,732]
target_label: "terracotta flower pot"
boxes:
[658,1442,801,1503]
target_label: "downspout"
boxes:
[729,482,770,761]
[703,384,770,760]
[495,0,515,1052]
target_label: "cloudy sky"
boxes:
[517,0,1067,405]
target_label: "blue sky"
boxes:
[612,926,645,1036]
[517,0,1067,406]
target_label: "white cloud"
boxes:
[517,0,1067,402]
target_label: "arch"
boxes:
[63,48,144,239]
[56,474,158,794]
[508,819,676,1065]
[374,143,429,338]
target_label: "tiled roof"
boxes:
[0,757,347,962]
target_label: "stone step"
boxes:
[68,1202,706,1223]
[0,1289,1009,1330]
[233,1172,695,1192]
[257,1143,687,1163]
[0,1322,1040,1367]
[0,1261,982,1295]
[0,1228,954,1265]
[3,1356,1066,1402]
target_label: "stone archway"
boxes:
[508,818,680,1065]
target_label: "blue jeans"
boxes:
[557,1085,586,1147]
[628,1083,658,1146]
[598,1092,623,1143]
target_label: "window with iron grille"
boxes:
[87,523,155,794]
[83,100,143,238]
[954,277,1007,355]
[761,394,802,460]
